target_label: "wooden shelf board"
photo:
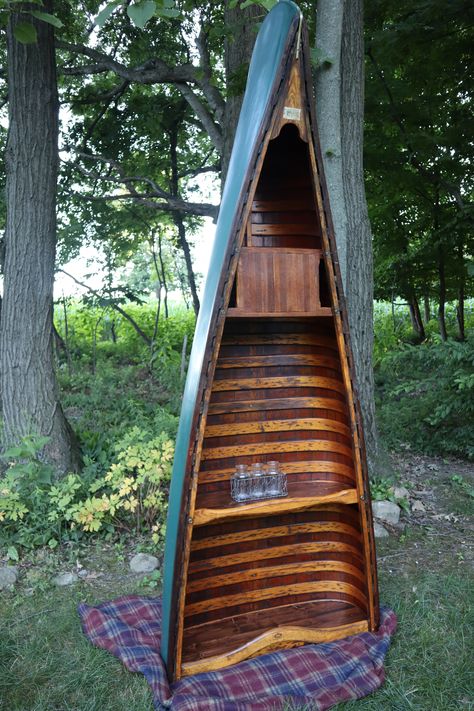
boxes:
[181,599,368,675]
[227,307,333,318]
[193,484,358,526]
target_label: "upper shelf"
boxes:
[227,307,332,318]
[193,482,359,527]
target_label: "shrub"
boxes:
[376,336,474,459]
[0,429,174,554]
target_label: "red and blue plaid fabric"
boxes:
[78,596,396,710]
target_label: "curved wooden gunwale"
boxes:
[181,618,369,676]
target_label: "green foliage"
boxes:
[0,428,174,553]
[376,334,474,459]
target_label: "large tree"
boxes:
[314,0,378,468]
[1,2,80,472]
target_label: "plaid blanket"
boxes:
[78,596,396,711]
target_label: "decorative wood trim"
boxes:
[215,354,341,369]
[201,439,353,462]
[187,560,365,592]
[181,619,369,676]
[207,396,347,416]
[184,581,367,617]
[211,376,345,393]
[204,418,350,438]
[191,520,361,552]
[193,488,358,526]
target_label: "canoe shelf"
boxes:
[161,9,379,681]
[228,247,333,318]
[194,484,359,526]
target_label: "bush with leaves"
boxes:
[376,336,474,459]
[0,429,174,554]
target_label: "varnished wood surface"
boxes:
[187,560,365,592]
[211,376,346,393]
[190,519,361,552]
[193,486,358,526]
[204,418,350,438]
[185,580,367,618]
[207,396,347,416]
[182,618,369,676]
[198,460,355,484]
[181,599,367,671]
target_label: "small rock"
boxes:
[372,500,401,525]
[374,521,389,538]
[0,566,18,590]
[393,486,410,500]
[130,553,159,574]
[411,500,426,513]
[53,571,79,587]
[77,569,90,579]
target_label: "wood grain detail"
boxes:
[211,376,345,393]
[184,581,367,617]
[193,488,358,526]
[181,619,369,676]
[204,418,350,438]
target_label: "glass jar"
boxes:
[231,464,249,502]
[250,462,265,499]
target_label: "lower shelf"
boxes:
[193,484,359,526]
[181,599,368,676]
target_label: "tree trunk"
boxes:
[314,0,348,287]
[1,3,80,473]
[316,0,378,470]
[423,292,431,324]
[438,248,447,341]
[457,283,465,341]
[222,0,261,180]
[408,294,426,341]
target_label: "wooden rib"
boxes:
[204,418,350,438]
[201,439,353,461]
[252,223,318,235]
[208,396,347,416]
[226,309,332,318]
[184,581,367,617]
[191,520,361,551]
[187,561,365,592]
[221,333,338,350]
[181,620,369,676]
[189,541,363,573]
[198,460,354,484]
[193,488,358,526]
[212,376,345,393]
[252,198,313,211]
[216,354,340,369]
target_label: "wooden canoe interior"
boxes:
[178,123,375,677]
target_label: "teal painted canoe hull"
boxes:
[160,0,301,671]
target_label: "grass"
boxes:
[1,529,472,711]
[1,444,473,711]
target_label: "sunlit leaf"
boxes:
[127,0,156,29]
[30,10,63,28]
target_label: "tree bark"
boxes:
[315,0,378,470]
[423,292,431,324]
[438,248,448,341]
[408,294,426,341]
[222,0,261,180]
[314,0,348,287]
[457,283,465,341]
[1,4,81,473]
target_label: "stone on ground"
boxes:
[130,553,159,574]
[372,500,401,525]
[0,566,18,590]
[392,486,410,500]
[411,500,426,513]
[374,521,390,538]
[53,571,79,586]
